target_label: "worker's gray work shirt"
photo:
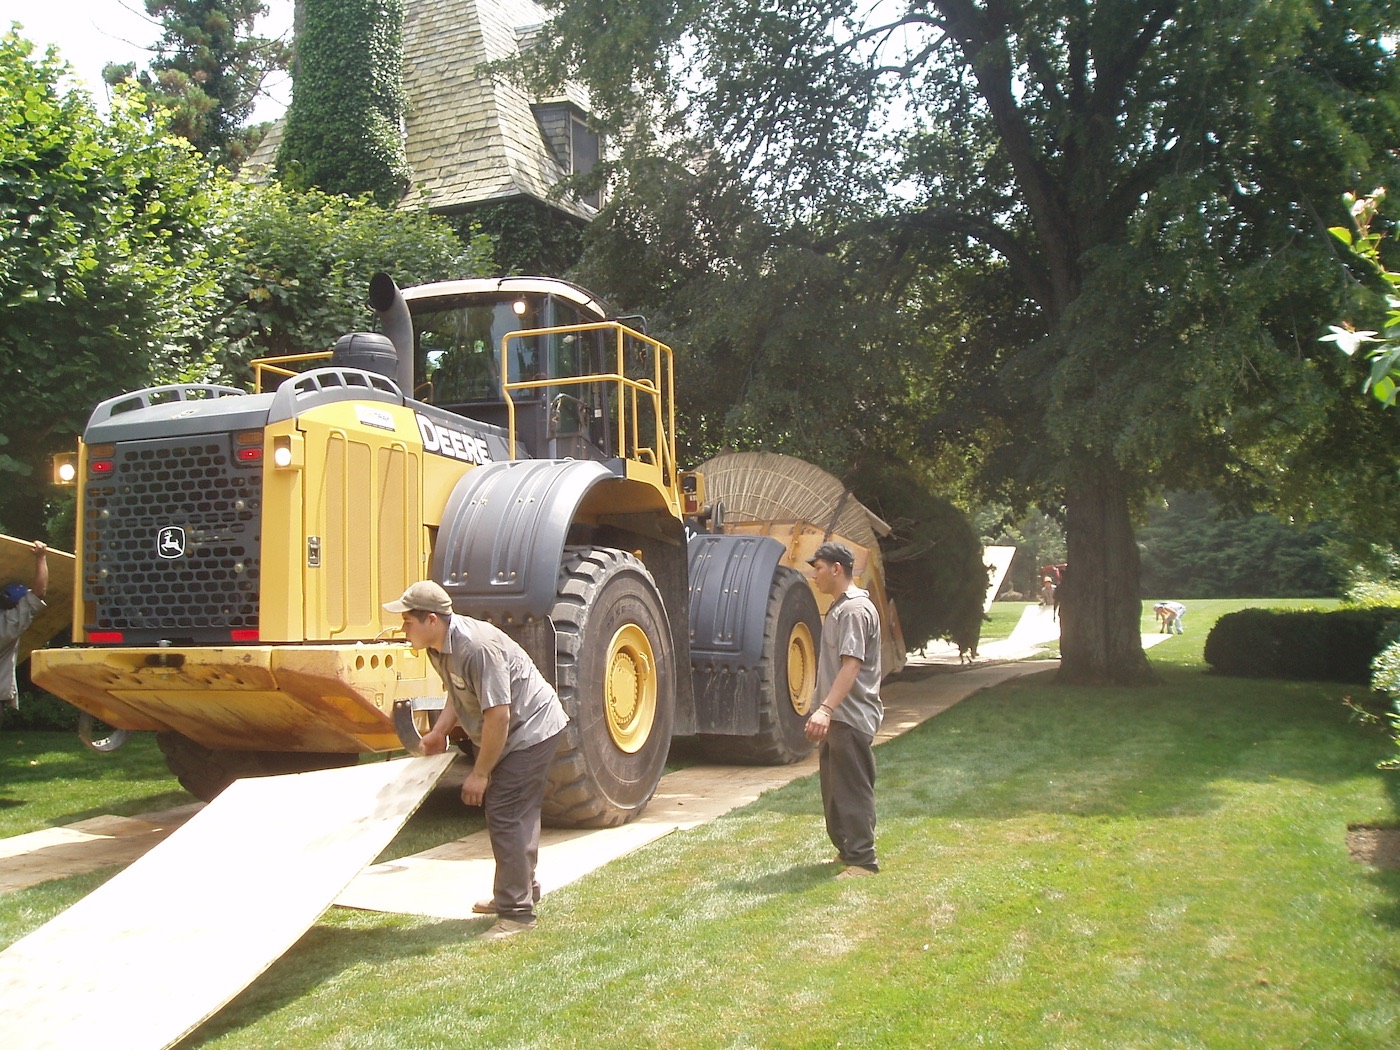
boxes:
[815,585,883,738]
[0,593,44,706]
[428,614,568,756]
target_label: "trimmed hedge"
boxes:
[1204,607,1400,683]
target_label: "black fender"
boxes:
[687,533,789,735]
[432,459,615,624]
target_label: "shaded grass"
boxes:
[3,597,1397,1049]
[0,732,192,837]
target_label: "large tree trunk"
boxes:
[1057,464,1155,686]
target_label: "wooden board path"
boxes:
[0,533,75,665]
[0,753,453,1050]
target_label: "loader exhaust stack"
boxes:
[368,271,415,394]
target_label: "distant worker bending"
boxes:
[1153,601,1186,635]
[804,541,883,879]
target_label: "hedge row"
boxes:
[1203,607,1400,683]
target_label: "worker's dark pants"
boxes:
[484,731,562,922]
[820,721,879,871]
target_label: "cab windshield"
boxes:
[413,296,603,405]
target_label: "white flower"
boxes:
[1320,325,1381,356]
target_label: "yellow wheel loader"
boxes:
[33,274,899,827]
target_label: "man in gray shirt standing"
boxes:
[385,580,569,939]
[804,542,883,878]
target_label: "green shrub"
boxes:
[1204,606,1400,682]
[0,688,79,732]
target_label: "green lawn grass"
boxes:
[2,597,1397,1048]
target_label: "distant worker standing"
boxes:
[384,580,569,940]
[1153,601,1186,635]
[1,541,48,712]
[804,541,883,879]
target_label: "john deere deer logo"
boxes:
[157,526,186,559]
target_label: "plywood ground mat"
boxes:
[0,753,453,1050]
[0,533,75,665]
[0,803,202,894]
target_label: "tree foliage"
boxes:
[0,29,489,546]
[454,199,584,277]
[1325,189,1400,404]
[277,0,408,204]
[530,0,1400,683]
[103,1,290,168]
[1136,492,1340,600]
[199,181,493,386]
[0,31,218,541]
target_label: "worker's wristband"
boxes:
[819,704,834,715]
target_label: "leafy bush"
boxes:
[856,460,988,655]
[0,688,80,732]
[1205,606,1400,682]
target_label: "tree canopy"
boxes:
[103,1,290,168]
[0,30,487,545]
[1,31,217,541]
[529,0,1400,683]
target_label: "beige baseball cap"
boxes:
[382,580,453,615]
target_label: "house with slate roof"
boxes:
[246,0,600,223]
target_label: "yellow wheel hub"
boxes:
[604,623,657,753]
[787,621,817,716]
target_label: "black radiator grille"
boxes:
[83,437,262,641]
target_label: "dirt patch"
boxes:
[1346,824,1400,869]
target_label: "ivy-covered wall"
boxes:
[277,0,409,205]
[454,199,585,277]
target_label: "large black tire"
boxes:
[542,546,676,828]
[697,565,821,765]
[156,732,359,802]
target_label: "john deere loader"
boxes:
[32,274,900,827]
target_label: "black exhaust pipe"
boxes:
[368,271,415,395]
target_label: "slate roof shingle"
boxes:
[244,0,596,220]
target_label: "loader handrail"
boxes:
[501,321,680,515]
[251,351,334,393]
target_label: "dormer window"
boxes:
[570,114,601,209]
[534,102,603,210]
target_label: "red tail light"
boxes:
[87,631,124,644]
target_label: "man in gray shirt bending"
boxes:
[804,542,883,878]
[385,580,568,939]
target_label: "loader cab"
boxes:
[404,278,615,461]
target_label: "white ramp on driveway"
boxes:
[0,753,453,1050]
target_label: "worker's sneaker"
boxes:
[479,918,537,941]
[472,885,542,915]
[835,865,878,880]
